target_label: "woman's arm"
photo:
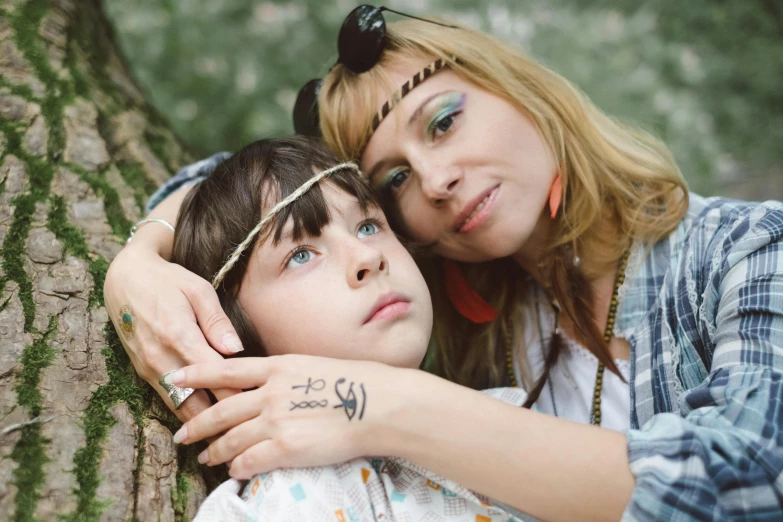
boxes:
[171,355,633,522]
[104,152,243,423]
[615,201,783,521]
[124,183,189,260]
[385,372,635,522]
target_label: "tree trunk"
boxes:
[0,1,224,520]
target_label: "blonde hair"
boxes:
[319,18,689,390]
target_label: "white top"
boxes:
[514,288,631,432]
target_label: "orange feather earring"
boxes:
[549,174,562,219]
[444,260,498,324]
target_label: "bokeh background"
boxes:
[104,0,783,199]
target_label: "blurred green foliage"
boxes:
[105,0,783,197]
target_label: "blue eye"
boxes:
[286,248,314,268]
[357,221,380,239]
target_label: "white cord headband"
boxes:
[211,161,362,289]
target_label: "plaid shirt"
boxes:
[618,193,783,520]
[151,156,783,521]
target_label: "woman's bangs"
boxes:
[320,63,399,160]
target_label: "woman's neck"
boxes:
[511,218,626,345]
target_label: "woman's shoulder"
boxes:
[622,194,783,328]
[677,193,783,244]
[659,193,783,308]
[664,193,783,271]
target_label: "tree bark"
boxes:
[0,1,223,520]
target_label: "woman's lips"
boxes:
[455,185,500,233]
[364,293,411,324]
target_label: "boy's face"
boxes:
[237,183,433,368]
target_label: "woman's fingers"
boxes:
[138,321,242,415]
[176,389,264,444]
[167,388,214,424]
[172,357,277,389]
[168,322,242,402]
[182,276,245,356]
[199,415,268,468]
[228,439,279,480]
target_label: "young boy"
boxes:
[165,136,531,521]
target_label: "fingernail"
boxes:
[198,450,209,464]
[173,426,187,444]
[164,369,185,386]
[222,333,244,353]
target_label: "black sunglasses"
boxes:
[293,5,457,137]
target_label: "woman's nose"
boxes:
[418,161,463,204]
[348,241,388,288]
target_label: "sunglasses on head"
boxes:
[293,5,457,137]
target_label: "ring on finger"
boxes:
[159,370,196,409]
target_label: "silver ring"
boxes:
[159,370,195,409]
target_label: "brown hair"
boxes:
[171,136,381,357]
[319,19,689,392]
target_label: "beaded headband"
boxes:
[211,162,362,289]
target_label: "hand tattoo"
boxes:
[119,305,136,341]
[290,400,328,411]
[333,378,366,421]
[292,378,326,394]
[289,377,367,421]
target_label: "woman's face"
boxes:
[237,183,433,368]
[361,60,558,266]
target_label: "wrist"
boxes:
[122,224,174,260]
[368,367,444,458]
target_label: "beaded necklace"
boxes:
[505,249,631,426]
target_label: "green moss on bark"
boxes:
[61,324,154,522]
[10,316,58,522]
[64,163,132,238]
[173,472,191,522]
[117,162,157,213]
[46,195,110,309]
[0,121,55,332]
[10,1,74,157]
[2,3,212,520]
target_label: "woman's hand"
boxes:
[104,244,244,422]
[167,355,416,479]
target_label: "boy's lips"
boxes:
[364,292,411,324]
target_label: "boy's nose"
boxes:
[349,243,388,288]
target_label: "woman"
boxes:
[105,7,783,521]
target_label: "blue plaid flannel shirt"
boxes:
[151,154,783,521]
